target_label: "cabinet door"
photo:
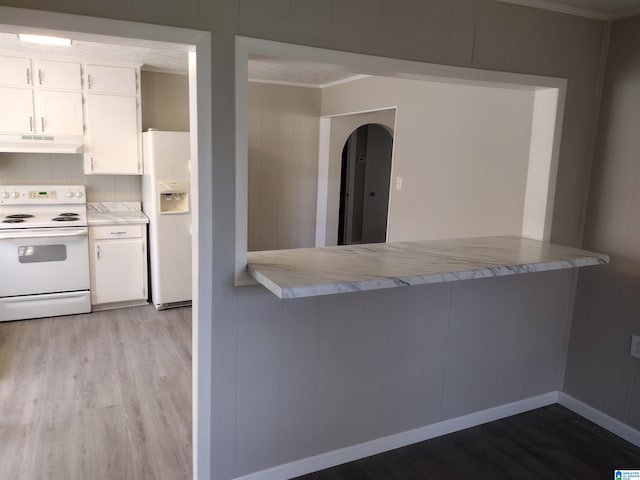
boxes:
[0,56,32,87]
[36,90,84,135]
[92,239,146,305]
[34,60,82,90]
[85,94,140,174]
[86,65,137,95]
[0,87,34,134]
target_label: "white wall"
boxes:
[247,82,320,251]
[321,76,535,242]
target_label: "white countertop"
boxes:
[247,235,609,299]
[87,202,149,225]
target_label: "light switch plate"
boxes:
[631,335,640,359]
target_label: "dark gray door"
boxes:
[338,124,393,245]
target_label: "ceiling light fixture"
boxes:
[17,34,72,46]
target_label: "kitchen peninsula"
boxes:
[248,235,609,299]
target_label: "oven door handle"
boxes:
[0,227,88,240]
[3,291,89,303]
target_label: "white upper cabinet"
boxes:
[0,56,32,87]
[0,58,83,135]
[84,93,140,174]
[85,65,137,95]
[36,90,84,135]
[0,55,142,175]
[0,88,83,135]
[0,88,34,133]
[34,60,82,90]
[83,64,142,175]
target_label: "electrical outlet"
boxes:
[631,335,640,360]
[396,177,403,191]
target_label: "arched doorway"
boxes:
[338,123,393,245]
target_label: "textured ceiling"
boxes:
[0,33,362,85]
[0,33,189,73]
[248,55,360,86]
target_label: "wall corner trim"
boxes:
[232,392,559,480]
[558,392,640,447]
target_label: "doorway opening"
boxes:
[338,124,393,245]
[0,7,212,480]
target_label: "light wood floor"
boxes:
[0,305,192,480]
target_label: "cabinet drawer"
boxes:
[91,224,143,240]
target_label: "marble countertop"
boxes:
[87,202,149,225]
[247,235,609,299]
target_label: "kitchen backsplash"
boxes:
[0,152,142,202]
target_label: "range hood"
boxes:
[0,134,84,154]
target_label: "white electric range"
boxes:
[0,185,91,321]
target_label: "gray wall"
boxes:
[565,15,640,429]
[0,1,609,480]
[247,82,320,251]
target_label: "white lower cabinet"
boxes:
[89,224,148,307]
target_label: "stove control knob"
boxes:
[0,192,8,199]
[75,191,84,198]
[67,191,74,198]
[11,192,19,199]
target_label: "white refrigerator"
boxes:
[142,130,192,309]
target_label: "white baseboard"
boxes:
[557,392,640,448]
[233,391,559,480]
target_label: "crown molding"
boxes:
[610,6,640,20]
[248,74,369,89]
[495,0,611,20]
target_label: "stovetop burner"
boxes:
[0,185,88,230]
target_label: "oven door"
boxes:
[0,227,90,297]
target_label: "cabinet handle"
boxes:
[38,69,42,85]
[41,117,45,132]
[87,74,92,89]
[29,116,33,132]
[26,68,30,85]
[110,231,127,236]
[90,157,94,172]
[96,245,101,260]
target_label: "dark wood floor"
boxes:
[0,305,192,480]
[295,404,640,480]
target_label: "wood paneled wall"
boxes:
[247,82,320,251]
[0,2,610,480]
[565,15,640,430]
